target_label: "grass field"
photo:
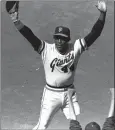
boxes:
[1,0,114,129]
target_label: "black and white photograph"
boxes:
[1,0,114,130]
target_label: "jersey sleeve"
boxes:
[39,41,48,64]
[74,38,88,56]
[38,40,45,54]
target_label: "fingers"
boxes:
[96,0,107,12]
[95,1,101,10]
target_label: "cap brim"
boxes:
[53,33,69,38]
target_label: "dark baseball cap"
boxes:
[85,122,101,130]
[53,26,70,39]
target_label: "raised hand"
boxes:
[6,1,19,22]
[96,1,107,12]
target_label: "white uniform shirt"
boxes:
[39,38,87,87]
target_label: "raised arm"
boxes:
[6,1,44,54]
[84,1,107,48]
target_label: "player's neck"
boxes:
[55,44,69,55]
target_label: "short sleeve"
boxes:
[38,40,45,54]
[74,38,88,55]
[38,41,48,64]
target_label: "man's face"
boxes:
[54,35,69,52]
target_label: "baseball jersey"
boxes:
[39,38,87,87]
[19,18,106,87]
[19,17,105,87]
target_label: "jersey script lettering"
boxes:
[50,52,74,72]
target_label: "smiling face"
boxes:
[54,35,70,54]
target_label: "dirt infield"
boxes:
[1,0,114,129]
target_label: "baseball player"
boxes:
[6,1,107,130]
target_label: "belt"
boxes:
[46,83,74,92]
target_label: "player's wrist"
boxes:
[10,11,19,23]
[99,8,107,13]
[100,10,107,15]
[14,20,24,30]
[99,11,106,21]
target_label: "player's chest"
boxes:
[45,48,75,73]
